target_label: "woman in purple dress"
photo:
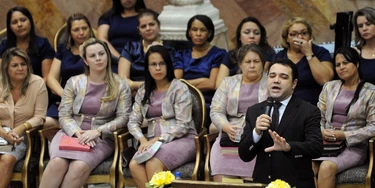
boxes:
[0,6,54,81]
[312,47,375,188]
[39,38,132,188]
[353,7,375,85]
[128,45,197,188]
[45,13,95,136]
[210,44,268,182]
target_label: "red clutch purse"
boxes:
[59,135,91,152]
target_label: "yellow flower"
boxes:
[266,179,291,188]
[148,171,175,188]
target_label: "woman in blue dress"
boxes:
[274,17,333,106]
[215,16,275,88]
[118,9,175,93]
[353,7,375,85]
[174,15,226,128]
[44,13,95,135]
[97,0,146,73]
[0,6,54,81]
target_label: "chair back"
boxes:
[179,79,206,180]
[54,23,67,51]
[179,79,206,133]
[53,24,97,51]
[0,28,7,43]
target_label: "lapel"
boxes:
[232,74,242,114]
[258,73,269,102]
[325,81,342,124]
[276,95,300,135]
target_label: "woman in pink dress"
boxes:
[39,38,132,188]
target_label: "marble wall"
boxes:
[0,0,374,49]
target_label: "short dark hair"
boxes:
[353,7,375,47]
[142,45,175,105]
[268,58,298,81]
[335,46,365,114]
[235,17,271,50]
[334,46,361,75]
[137,9,160,27]
[185,15,215,42]
[237,44,266,68]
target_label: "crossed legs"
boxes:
[39,157,91,188]
[129,157,167,188]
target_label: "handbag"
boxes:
[122,146,136,168]
[322,140,346,157]
[220,132,239,147]
[59,134,91,152]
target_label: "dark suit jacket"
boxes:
[239,95,322,188]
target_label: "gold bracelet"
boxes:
[96,128,102,136]
[128,80,134,89]
[23,123,31,130]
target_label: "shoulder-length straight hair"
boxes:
[0,47,33,101]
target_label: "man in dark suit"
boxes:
[238,59,322,188]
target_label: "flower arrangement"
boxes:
[266,179,291,188]
[146,171,175,188]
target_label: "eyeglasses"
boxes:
[288,31,309,37]
[149,62,166,68]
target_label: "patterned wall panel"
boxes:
[0,0,374,49]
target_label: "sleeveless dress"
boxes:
[358,47,375,85]
[50,83,114,170]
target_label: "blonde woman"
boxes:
[39,38,132,188]
[0,48,47,187]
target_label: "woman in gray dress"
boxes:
[312,47,375,188]
[128,45,197,188]
[0,48,48,187]
[39,38,132,188]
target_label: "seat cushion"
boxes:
[336,163,368,184]
[91,156,113,175]
[171,161,194,179]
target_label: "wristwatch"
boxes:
[306,54,315,61]
[158,136,165,143]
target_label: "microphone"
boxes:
[264,97,274,116]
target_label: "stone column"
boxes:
[159,0,229,50]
